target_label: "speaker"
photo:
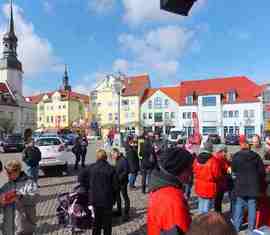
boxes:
[160,0,197,16]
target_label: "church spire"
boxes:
[62,64,71,91]
[0,0,22,71]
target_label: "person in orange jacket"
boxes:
[147,147,193,235]
[193,142,222,214]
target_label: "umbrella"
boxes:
[160,0,197,16]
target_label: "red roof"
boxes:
[122,74,150,97]
[141,86,181,105]
[26,90,89,104]
[0,83,9,93]
[179,76,262,105]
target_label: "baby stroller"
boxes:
[56,185,94,233]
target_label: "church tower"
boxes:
[62,64,71,91]
[0,0,23,96]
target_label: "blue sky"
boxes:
[0,0,270,95]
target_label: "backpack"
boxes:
[22,146,41,167]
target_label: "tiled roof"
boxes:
[26,90,89,104]
[140,86,181,105]
[122,74,150,97]
[179,76,262,105]
[0,83,9,93]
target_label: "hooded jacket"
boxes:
[193,152,221,198]
[147,169,191,235]
[232,149,266,197]
[0,172,38,235]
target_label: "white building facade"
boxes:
[140,88,180,134]
[0,2,35,135]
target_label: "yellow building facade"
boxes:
[91,74,150,136]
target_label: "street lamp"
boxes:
[109,74,125,134]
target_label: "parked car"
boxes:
[0,134,24,153]
[225,134,239,145]
[36,137,71,175]
[207,134,221,144]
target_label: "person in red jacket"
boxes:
[147,147,193,235]
[193,142,222,214]
[213,144,230,213]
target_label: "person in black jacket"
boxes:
[72,137,83,170]
[231,136,266,234]
[78,149,119,235]
[141,132,156,194]
[80,135,88,168]
[111,148,130,221]
[125,138,140,189]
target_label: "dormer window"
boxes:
[186,95,193,105]
[228,91,236,103]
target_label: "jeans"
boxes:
[116,184,130,216]
[93,207,112,235]
[233,197,257,234]
[214,191,225,213]
[129,173,137,187]
[141,169,152,193]
[26,166,39,183]
[81,150,87,167]
[198,197,213,214]
[74,154,81,169]
[182,183,192,200]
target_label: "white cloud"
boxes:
[0,4,59,78]
[122,0,182,26]
[89,0,115,14]
[113,59,129,73]
[73,72,107,94]
[43,1,54,14]
[122,0,206,26]
[117,25,194,79]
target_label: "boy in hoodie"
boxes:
[232,136,265,235]
[147,147,192,235]
[0,160,38,235]
[193,142,222,214]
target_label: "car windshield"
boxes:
[6,136,22,143]
[36,138,61,146]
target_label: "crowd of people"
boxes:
[0,130,270,235]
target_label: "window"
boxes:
[202,96,216,106]
[244,110,248,118]
[108,113,113,121]
[186,96,193,105]
[187,112,191,119]
[202,127,217,135]
[235,111,239,118]
[51,116,54,123]
[182,112,186,119]
[164,99,169,108]
[229,111,233,118]
[228,91,236,103]
[51,106,54,110]
[148,100,152,109]
[63,105,66,109]
[39,117,42,122]
[148,113,153,119]
[46,116,49,123]
[165,112,170,120]
[143,113,147,120]
[63,116,66,122]
[58,105,61,109]
[250,110,255,118]
[121,99,129,106]
[171,112,175,119]
[130,100,135,105]
[154,97,162,109]
[39,105,44,111]
[223,111,228,118]
[9,112,14,120]
[154,112,163,122]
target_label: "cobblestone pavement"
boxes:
[0,144,251,234]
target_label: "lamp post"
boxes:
[110,74,125,134]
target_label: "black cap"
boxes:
[160,147,193,175]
